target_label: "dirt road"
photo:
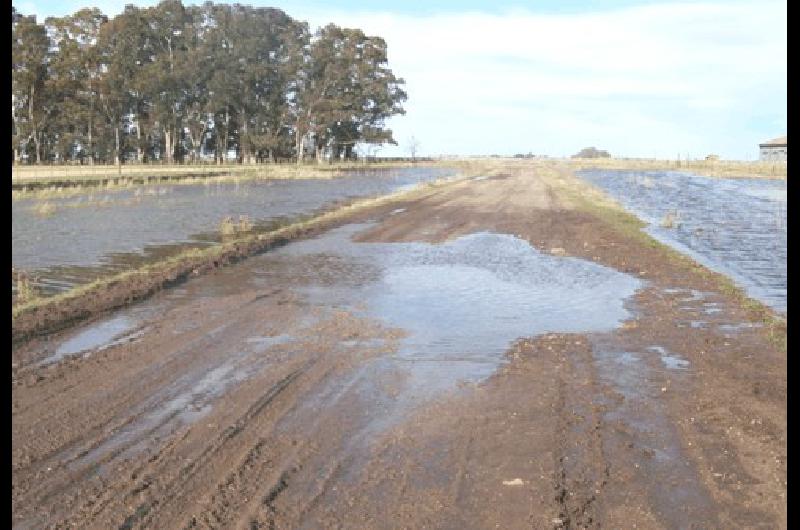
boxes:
[12,163,786,528]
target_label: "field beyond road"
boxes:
[11,161,786,528]
[11,156,785,189]
[567,157,787,180]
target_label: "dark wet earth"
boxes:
[13,220,651,528]
[577,169,786,313]
[12,166,454,295]
[33,221,643,404]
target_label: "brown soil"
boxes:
[12,163,786,528]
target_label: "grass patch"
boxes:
[219,216,237,236]
[705,270,786,351]
[660,210,681,229]
[219,215,254,237]
[14,272,39,305]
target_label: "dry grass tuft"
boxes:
[32,202,57,217]
[660,210,681,229]
[237,215,254,232]
[220,216,237,236]
[220,215,255,236]
[14,271,39,305]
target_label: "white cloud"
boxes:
[21,0,786,159]
[296,1,786,158]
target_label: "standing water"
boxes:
[255,222,644,407]
[12,166,454,295]
[577,169,787,314]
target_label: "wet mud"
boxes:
[12,163,785,529]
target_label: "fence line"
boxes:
[11,157,437,184]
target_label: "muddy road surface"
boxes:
[12,164,786,528]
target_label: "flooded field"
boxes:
[11,166,454,295]
[577,169,787,313]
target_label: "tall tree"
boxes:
[12,12,51,163]
[141,0,192,163]
[233,7,297,163]
[44,8,107,162]
[11,2,407,165]
[293,24,406,164]
[197,2,244,163]
[96,5,151,165]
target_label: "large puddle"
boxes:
[24,222,646,502]
[12,166,454,296]
[577,169,786,313]
[255,223,644,402]
[39,222,645,436]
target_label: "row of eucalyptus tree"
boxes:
[12,1,407,164]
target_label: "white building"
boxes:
[759,136,787,162]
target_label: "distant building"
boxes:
[572,147,611,159]
[705,154,719,161]
[759,136,786,162]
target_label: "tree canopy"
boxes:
[11,1,407,164]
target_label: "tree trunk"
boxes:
[214,122,221,164]
[222,110,230,163]
[164,128,172,164]
[315,144,323,164]
[186,129,196,163]
[196,122,207,162]
[12,93,19,164]
[88,114,94,165]
[136,117,142,162]
[29,86,41,164]
[88,75,94,165]
[115,125,121,166]
[295,125,304,165]
[241,111,248,163]
[34,134,41,164]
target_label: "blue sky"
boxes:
[16,0,787,159]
